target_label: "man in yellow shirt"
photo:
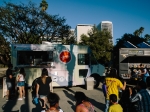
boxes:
[109,94,123,112]
[104,68,126,112]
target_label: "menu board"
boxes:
[128,50,144,55]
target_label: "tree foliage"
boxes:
[79,26,113,65]
[133,27,144,37]
[0,34,11,65]
[115,27,149,49]
[0,2,71,44]
[62,30,77,45]
[144,34,150,44]
[0,1,71,65]
[40,0,48,11]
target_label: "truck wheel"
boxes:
[90,74,100,88]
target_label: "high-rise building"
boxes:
[97,21,113,44]
[75,24,94,43]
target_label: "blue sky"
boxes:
[0,0,150,45]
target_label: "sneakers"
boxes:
[18,98,23,100]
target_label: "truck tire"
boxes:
[90,74,100,88]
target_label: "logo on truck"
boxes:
[59,50,71,64]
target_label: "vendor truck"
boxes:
[11,42,106,88]
[119,48,150,80]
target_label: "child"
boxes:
[108,94,123,112]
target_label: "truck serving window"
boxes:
[17,51,53,65]
[78,54,89,65]
[120,56,150,63]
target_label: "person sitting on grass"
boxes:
[108,94,123,112]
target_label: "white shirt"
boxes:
[18,74,25,81]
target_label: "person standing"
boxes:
[6,64,13,101]
[139,63,149,83]
[104,68,126,112]
[108,94,123,112]
[74,91,95,112]
[17,67,26,100]
[129,80,150,112]
[36,68,52,110]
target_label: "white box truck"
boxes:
[11,42,106,88]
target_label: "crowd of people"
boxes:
[4,63,150,112]
[103,64,150,112]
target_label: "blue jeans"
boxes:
[104,99,118,112]
[104,99,109,112]
[143,76,148,83]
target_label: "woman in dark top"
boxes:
[36,68,52,109]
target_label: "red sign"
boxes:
[59,50,71,63]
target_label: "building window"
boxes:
[78,54,89,65]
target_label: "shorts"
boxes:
[6,82,12,90]
[39,95,47,98]
[17,81,25,87]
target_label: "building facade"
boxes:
[97,21,113,44]
[75,24,94,43]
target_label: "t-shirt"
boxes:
[108,104,123,112]
[36,77,52,95]
[6,68,13,82]
[143,68,149,77]
[17,74,25,81]
[105,77,123,100]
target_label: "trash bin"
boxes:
[85,77,94,90]
[3,77,7,98]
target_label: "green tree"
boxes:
[144,34,150,44]
[0,2,71,44]
[133,29,140,36]
[79,26,113,65]
[62,30,77,44]
[40,0,48,11]
[0,34,11,65]
[133,27,144,37]
[139,27,144,37]
[0,2,71,65]
[115,33,145,48]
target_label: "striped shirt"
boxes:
[130,89,150,112]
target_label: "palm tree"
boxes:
[40,0,48,11]
[133,30,140,37]
[139,27,144,37]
